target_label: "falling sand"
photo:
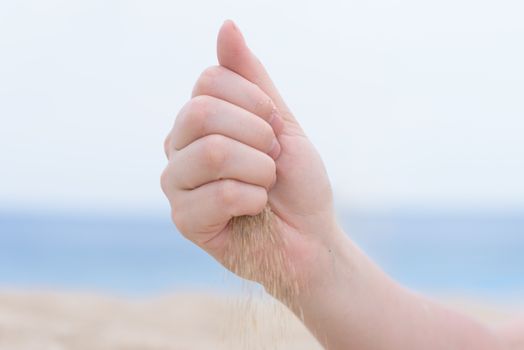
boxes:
[225,206,302,349]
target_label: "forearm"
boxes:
[166,20,508,350]
[278,228,503,350]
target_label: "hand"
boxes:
[161,20,339,289]
[161,21,506,350]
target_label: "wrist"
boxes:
[294,226,359,301]
[266,220,358,308]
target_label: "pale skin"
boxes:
[161,20,522,350]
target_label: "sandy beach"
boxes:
[0,290,522,350]
[0,291,321,350]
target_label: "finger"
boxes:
[169,179,268,246]
[191,66,283,134]
[171,134,276,191]
[217,20,299,126]
[171,95,280,159]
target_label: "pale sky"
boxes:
[1,0,523,214]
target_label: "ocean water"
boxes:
[0,210,523,299]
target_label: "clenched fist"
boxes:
[161,20,338,288]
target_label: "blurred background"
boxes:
[1,0,523,301]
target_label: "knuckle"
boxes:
[216,180,239,210]
[193,65,222,95]
[186,95,211,118]
[183,99,210,136]
[178,96,213,136]
[171,208,189,235]
[201,134,228,170]
[160,166,172,196]
[163,133,172,159]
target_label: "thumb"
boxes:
[217,20,298,125]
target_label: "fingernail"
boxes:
[269,110,284,135]
[269,172,277,190]
[224,20,244,41]
[268,139,281,160]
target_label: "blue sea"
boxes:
[0,210,523,300]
